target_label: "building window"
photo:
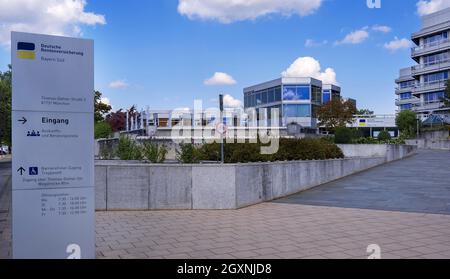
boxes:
[274,86,282,101]
[268,88,275,103]
[283,85,310,101]
[332,90,341,100]
[423,31,448,46]
[311,85,322,104]
[400,104,412,111]
[399,80,415,89]
[424,91,444,103]
[423,51,449,65]
[283,104,311,118]
[400,92,412,100]
[322,90,331,103]
[423,71,449,83]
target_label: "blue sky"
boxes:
[0,0,445,114]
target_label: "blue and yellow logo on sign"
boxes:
[359,119,367,127]
[17,42,36,60]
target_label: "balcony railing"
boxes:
[395,97,420,102]
[413,79,448,93]
[412,58,450,73]
[411,38,450,55]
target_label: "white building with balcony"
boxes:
[395,7,450,119]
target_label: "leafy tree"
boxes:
[94,121,112,139]
[357,109,374,115]
[0,65,12,147]
[106,109,126,132]
[377,130,392,142]
[94,91,112,123]
[396,110,418,138]
[442,79,450,108]
[316,98,357,131]
[106,105,138,132]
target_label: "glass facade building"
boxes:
[243,77,341,129]
[395,8,450,119]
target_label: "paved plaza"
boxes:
[1,150,450,259]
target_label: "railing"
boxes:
[412,59,450,71]
[414,79,448,89]
[411,38,450,54]
[395,85,415,91]
[395,97,420,102]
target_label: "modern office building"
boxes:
[243,77,341,130]
[395,7,450,119]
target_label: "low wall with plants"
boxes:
[94,144,417,211]
[96,137,345,163]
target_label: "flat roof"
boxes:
[244,77,326,92]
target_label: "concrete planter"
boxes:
[95,144,417,211]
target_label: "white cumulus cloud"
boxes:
[204,72,237,86]
[335,29,369,45]
[109,80,129,89]
[177,0,323,23]
[223,94,243,108]
[0,0,106,47]
[372,25,392,33]
[417,0,450,16]
[282,56,338,85]
[384,37,412,52]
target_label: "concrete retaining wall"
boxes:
[95,145,417,210]
[337,144,417,160]
[406,139,450,150]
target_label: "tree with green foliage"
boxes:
[442,79,450,108]
[357,109,374,115]
[94,91,112,123]
[316,98,357,131]
[377,130,392,142]
[94,121,113,139]
[0,65,12,148]
[396,110,418,138]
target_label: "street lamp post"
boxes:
[219,94,224,164]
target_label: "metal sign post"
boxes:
[11,32,95,259]
[219,94,224,164]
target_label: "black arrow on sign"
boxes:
[18,117,27,124]
[17,167,26,175]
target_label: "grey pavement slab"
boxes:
[274,150,450,215]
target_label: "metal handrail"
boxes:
[412,59,450,71]
[411,38,450,53]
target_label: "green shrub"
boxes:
[334,127,354,144]
[176,143,200,163]
[197,142,221,161]
[94,121,112,139]
[142,142,167,163]
[377,130,392,142]
[193,138,344,163]
[352,137,379,144]
[396,110,418,138]
[99,143,115,160]
[116,136,143,160]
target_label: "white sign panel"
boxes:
[12,31,95,259]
